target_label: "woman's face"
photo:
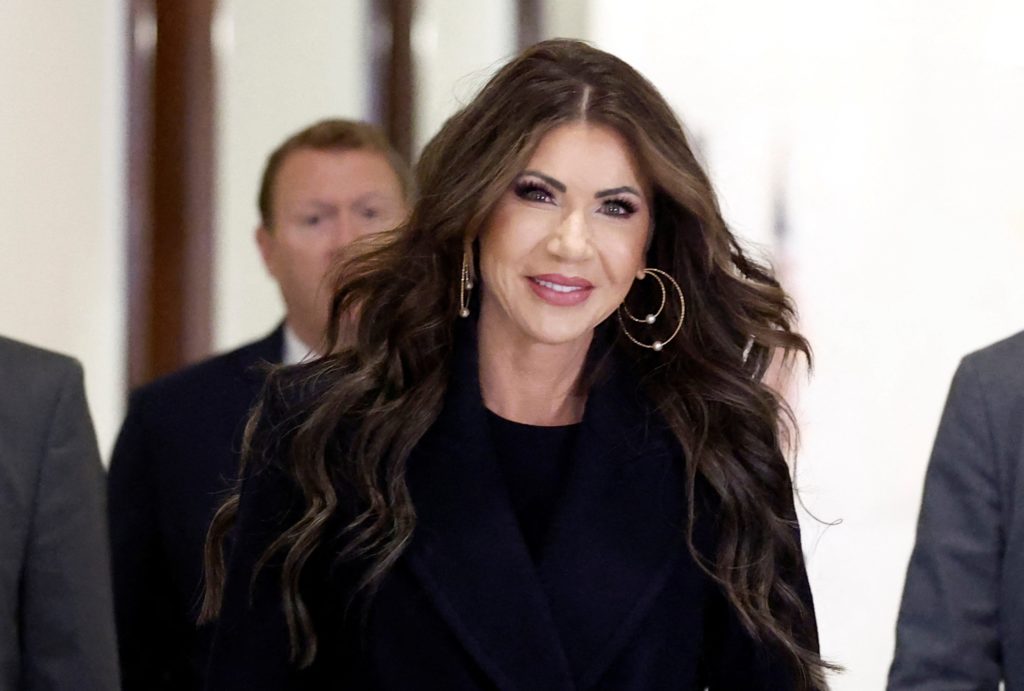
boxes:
[478,122,652,349]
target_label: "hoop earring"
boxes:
[617,268,685,352]
[459,251,473,318]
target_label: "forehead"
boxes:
[273,147,401,202]
[524,123,646,190]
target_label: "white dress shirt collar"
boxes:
[282,323,318,365]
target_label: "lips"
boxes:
[527,273,594,306]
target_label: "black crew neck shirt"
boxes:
[485,410,581,562]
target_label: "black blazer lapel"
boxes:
[538,364,691,687]
[404,334,575,691]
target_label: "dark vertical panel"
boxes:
[126,0,215,389]
[150,0,215,375]
[372,0,415,162]
[517,0,542,50]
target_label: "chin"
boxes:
[520,317,596,348]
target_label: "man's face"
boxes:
[257,146,407,348]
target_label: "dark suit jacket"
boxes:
[207,333,816,690]
[889,329,1024,690]
[107,327,283,691]
[0,336,120,691]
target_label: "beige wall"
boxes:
[412,0,516,154]
[0,0,126,457]
[212,0,370,352]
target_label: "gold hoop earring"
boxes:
[459,251,473,318]
[621,270,666,325]
[617,268,685,352]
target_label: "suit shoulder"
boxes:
[965,327,1024,366]
[961,328,1024,393]
[0,335,82,393]
[948,329,1024,442]
[0,337,86,455]
[129,332,280,406]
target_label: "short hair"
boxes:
[257,119,413,225]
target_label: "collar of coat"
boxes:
[401,321,703,690]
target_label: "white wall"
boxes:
[0,0,126,457]
[586,1,1024,687]
[543,0,590,40]
[212,0,371,352]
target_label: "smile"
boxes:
[526,274,594,306]
[532,278,584,293]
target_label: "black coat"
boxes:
[207,335,815,690]
[107,327,283,691]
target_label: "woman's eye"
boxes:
[514,181,554,204]
[361,208,381,220]
[602,198,637,217]
[302,215,322,226]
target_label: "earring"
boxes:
[617,268,685,352]
[459,251,473,318]
[741,336,755,363]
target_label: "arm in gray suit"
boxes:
[888,356,1004,690]
[0,338,120,691]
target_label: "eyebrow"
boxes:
[594,185,641,198]
[520,170,566,193]
[519,170,641,200]
[353,191,396,204]
[293,200,337,209]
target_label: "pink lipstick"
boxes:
[527,274,594,306]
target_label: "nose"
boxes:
[329,213,356,251]
[546,208,593,261]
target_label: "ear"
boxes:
[255,224,277,277]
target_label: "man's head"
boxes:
[256,119,411,350]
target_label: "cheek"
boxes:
[478,206,531,281]
[281,236,332,269]
[478,242,516,311]
[606,231,648,284]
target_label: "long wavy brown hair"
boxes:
[203,39,834,688]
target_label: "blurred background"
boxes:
[3,1,1023,687]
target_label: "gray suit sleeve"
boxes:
[19,362,121,691]
[888,357,1004,690]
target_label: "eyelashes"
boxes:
[602,197,637,216]
[513,180,554,203]
[512,178,639,218]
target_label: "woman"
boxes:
[202,39,831,690]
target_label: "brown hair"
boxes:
[205,40,834,688]
[257,118,413,225]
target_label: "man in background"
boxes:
[889,328,1024,689]
[107,119,411,691]
[0,335,120,690]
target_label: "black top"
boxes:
[486,410,580,560]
